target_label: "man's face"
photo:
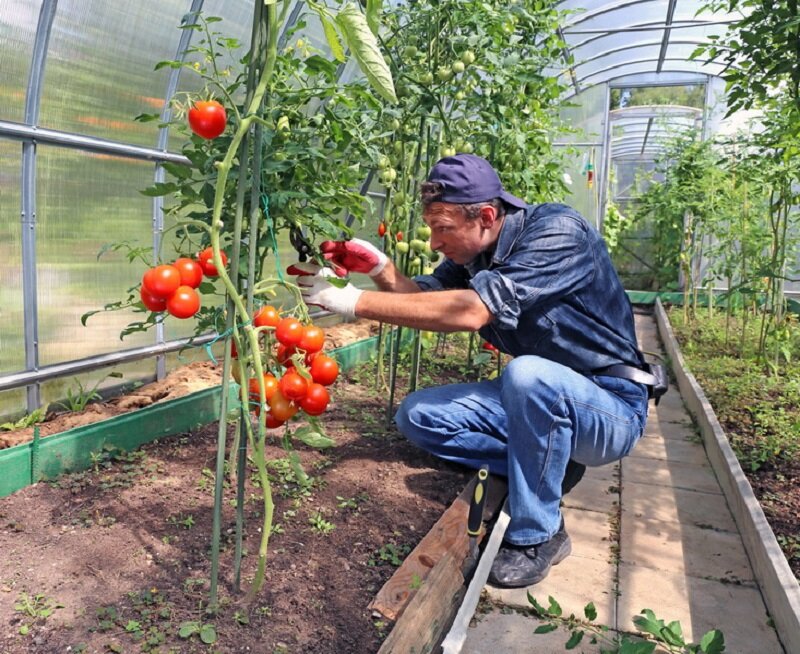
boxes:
[422,202,494,265]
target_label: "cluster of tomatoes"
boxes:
[139,247,228,319]
[239,306,340,429]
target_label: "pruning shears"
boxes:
[289,227,314,262]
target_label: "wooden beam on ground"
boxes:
[376,550,465,654]
[369,474,507,622]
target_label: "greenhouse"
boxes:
[0,0,798,652]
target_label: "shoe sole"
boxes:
[489,538,573,588]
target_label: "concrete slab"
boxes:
[622,480,738,532]
[622,456,721,495]
[463,610,610,654]
[620,513,755,583]
[644,416,699,441]
[562,475,619,514]
[618,562,784,653]
[487,551,617,627]
[582,461,618,482]
[629,433,710,466]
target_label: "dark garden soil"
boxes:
[0,325,474,654]
[668,309,800,580]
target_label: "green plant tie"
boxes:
[202,320,252,366]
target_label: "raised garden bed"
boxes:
[0,330,478,654]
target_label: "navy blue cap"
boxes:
[426,154,527,210]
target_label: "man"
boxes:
[291,153,650,588]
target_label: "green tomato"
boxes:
[441,146,456,158]
[390,118,401,131]
[451,61,465,74]
[377,155,390,170]
[461,50,476,65]
[436,67,453,82]
[421,71,434,86]
[410,239,426,254]
[461,142,474,154]
[403,45,418,59]
[396,241,410,254]
[422,265,434,275]
[392,192,407,207]
[455,90,466,101]
[416,225,432,239]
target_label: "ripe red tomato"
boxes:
[254,305,281,328]
[269,390,299,422]
[275,317,304,347]
[166,286,200,319]
[279,370,308,401]
[299,325,325,353]
[173,257,203,289]
[299,383,330,416]
[140,286,167,312]
[276,343,297,367]
[378,222,387,237]
[198,247,228,277]
[142,264,182,299]
[396,231,403,242]
[482,342,498,352]
[310,355,339,386]
[264,412,284,429]
[248,373,279,401]
[188,100,227,140]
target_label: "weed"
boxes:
[167,513,195,529]
[368,542,411,567]
[14,592,63,635]
[57,372,122,413]
[178,620,217,644]
[308,510,335,534]
[0,405,48,431]
[529,595,725,653]
[336,492,369,510]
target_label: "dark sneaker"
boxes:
[487,524,572,588]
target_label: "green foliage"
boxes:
[610,85,705,110]
[368,542,411,567]
[308,509,336,534]
[14,592,63,635]
[57,371,123,413]
[0,405,48,431]
[529,594,725,654]
[178,620,218,644]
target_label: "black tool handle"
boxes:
[467,465,489,537]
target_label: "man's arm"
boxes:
[370,259,425,293]
[354,287,493,332]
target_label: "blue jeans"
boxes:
[395,355,649,546]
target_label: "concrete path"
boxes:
[462,311,786,654]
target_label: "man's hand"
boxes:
[288,262,363,319]
[320,239,388,277]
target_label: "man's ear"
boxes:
[478,204,498,229]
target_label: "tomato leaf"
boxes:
[335,4,396,104]
[294,425,335,450]
[318,12,346,63]
[365,0,382,36]
[140,182,180,197]
[199,624,217,644]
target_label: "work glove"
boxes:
[320,238,388,277]
[288,262,363,319]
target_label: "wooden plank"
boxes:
[369,475,507,622]
[376,550,465,654]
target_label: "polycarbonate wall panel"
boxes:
[560,146,601,227]
[35,146,157,364]
[558,84,606,143]
[0,140,24,373]
[0,0,37,122]
[37,1,191,146]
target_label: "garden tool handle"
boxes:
[467,466,489,537]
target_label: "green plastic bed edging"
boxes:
[0,330,386,499]
[626,290,800,316]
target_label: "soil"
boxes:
[0,322,473,654]
[0,319,379,451]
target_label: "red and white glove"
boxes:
[320,238,388,277]
[288,262,363,319]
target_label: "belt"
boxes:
[592,364,657,387]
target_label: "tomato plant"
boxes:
[166,286,201,319]
[188,99,227,139]
[298,325,325,353]
[254,305,281,328]
[142,264,181,299]
[278,370,308,401]
[268,390,299,422]
[310,355,339,386]
[173,257,204,289]
[197,247,227,277]
[140,286,167,312]
[275,317,304,347]
[299,383,330,416]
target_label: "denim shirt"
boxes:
[414,203,645,374]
